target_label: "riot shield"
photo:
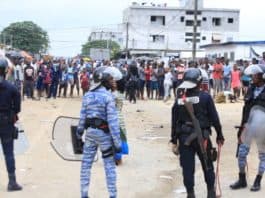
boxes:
[0,122,29,156]
[51,116,98,162]
[243,105,265,152]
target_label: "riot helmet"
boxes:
[178,68,202,89]
[90,66,112,91]
[244,64,265,85]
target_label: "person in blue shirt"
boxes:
[0,58,22,191]
[223,59,232,91]
[76,66,121,198]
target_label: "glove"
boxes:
[76,128,84,140]
[172,143,179,156]
[216,134,225,146]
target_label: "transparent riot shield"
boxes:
[51,116,98,162]
[243,105,265,152]
[0,121,29,156]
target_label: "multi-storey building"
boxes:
[122,0,239,58]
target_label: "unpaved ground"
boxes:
[0,96,264,198]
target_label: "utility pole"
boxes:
[192,0,198,62]
[125,22,129,60]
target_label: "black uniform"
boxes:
[0,80,21,174]
[171,88,223,195]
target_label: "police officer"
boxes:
[76,66,121,198]
[230,64,265,191]
[171,68,224,198]
[0,58,22,191]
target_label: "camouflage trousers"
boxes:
[238,143,265,174]
[80,129,116,198]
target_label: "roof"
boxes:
[200,41,265,48]
[128,5,239,13]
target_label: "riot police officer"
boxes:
[76,66,121,198]
[171,68,224,198]
[230,64,265,192]
[0,58,22,191]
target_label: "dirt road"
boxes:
[0,97,264,198]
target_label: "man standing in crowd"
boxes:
[23,58,35,99]
[0,58,22,191]
[212,58,223,97]
[223,59,232,91]
[171,68,224,198]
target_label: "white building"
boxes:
[89,26,124,47]
[201,41,265,62]
[122,0,239,58]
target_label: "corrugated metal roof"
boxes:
[201,41,265,48]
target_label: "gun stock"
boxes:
[184,101,209,170]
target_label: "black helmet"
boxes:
[90,66,112,91]
[178,68,202,89]
[0,58,8,68]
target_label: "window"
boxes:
[150,35,165,43]
[202,17,207,21]
[150,16,165,25]
[185,32,201,37]
[180,16,185,22]
[228,18,234,23]
[230,52,235,61]
[186,20,193,26]
[202,36,206,40]
[224,52,228,59]
[185,20,201,26]
[212,18,221,26]
[185,39,200,43]
[186,10,202,15]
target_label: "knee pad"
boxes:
[102,147,114,159]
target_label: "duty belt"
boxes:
[85,118,110,133]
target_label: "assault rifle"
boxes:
[183,100,209,170]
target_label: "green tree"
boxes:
[81,40,121,59]
[0,21,49,54]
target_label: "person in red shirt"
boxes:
[80,68,90,95]
[145,62,152,99]
[212,58,224,97]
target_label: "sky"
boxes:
[0,0,264,56]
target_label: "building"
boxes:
[200,41,265,62]
[122,0,239,58]
[89,26,124,48]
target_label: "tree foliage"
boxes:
[81,40,121,59]
[0,21,49,54]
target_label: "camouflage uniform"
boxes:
[77,86,121,198]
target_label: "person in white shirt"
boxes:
[164,66,173,102]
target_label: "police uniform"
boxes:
[171,68,224,198]
[230,84,265,191]
[77,85,121,198]
[0,58,22,191]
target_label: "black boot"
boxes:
[187,190,195,198]
[7,173,22,191]
[207,188,216,198]
[230,173,247,190]
[250,175,262,192]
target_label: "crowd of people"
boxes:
[4,51,265,104]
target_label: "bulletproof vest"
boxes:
[176,90,211,129]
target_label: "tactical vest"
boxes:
[243,85,265,124]
[176,90,211,130]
